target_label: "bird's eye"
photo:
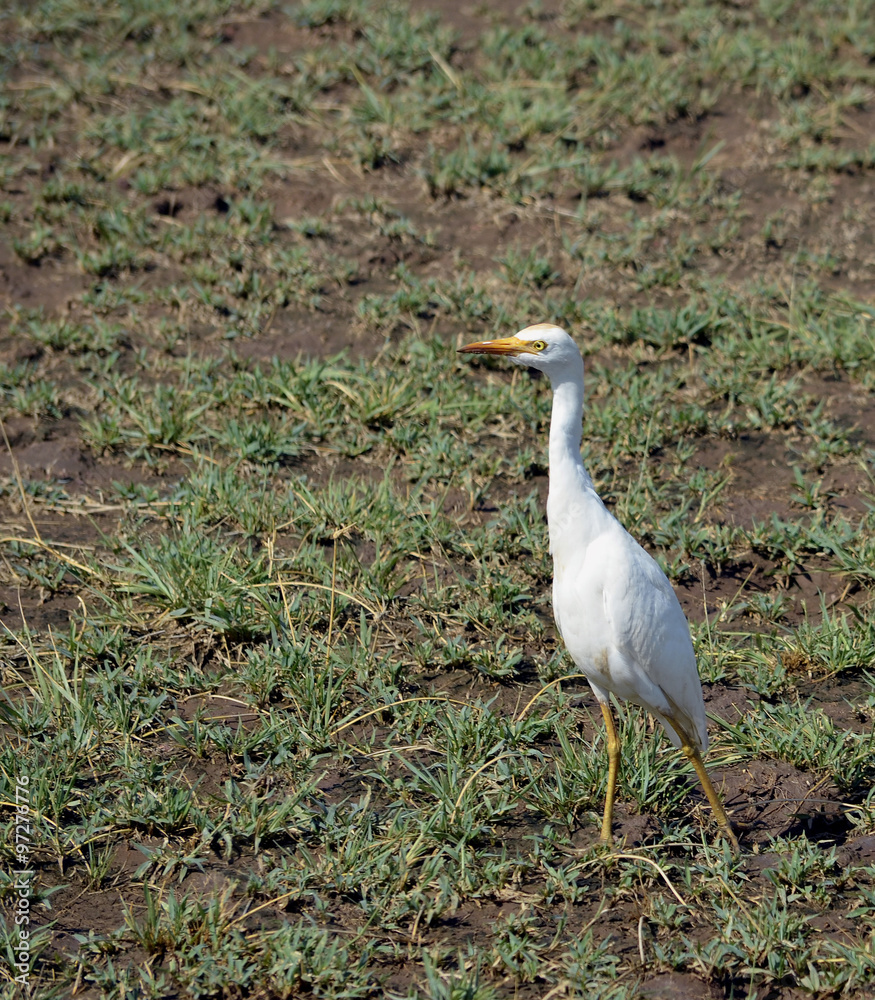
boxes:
[532,340,547,351]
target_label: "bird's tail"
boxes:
[653,708,708,754]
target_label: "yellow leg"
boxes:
[599,701,620,845]
[667,715,739,852]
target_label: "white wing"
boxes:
[553,517,708,751]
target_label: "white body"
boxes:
[547,426,707,751]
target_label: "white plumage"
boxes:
[460,323,737,848]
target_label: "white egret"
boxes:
[459,324,738,849]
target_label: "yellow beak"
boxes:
[457,335,539,356]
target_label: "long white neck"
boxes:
[546,360,605,560]
[547,363,592,489]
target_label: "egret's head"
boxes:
[458,324,582,379]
